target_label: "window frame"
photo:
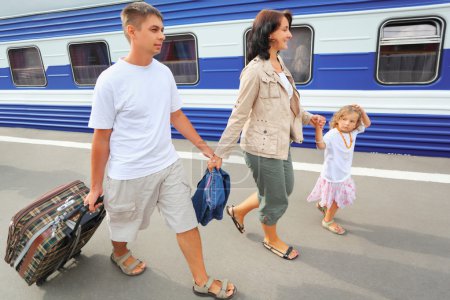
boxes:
[67,40,112,87]
[243,25,314,84]
[155,32,199,85]
[7,45,47,87]
[376,16,445,85]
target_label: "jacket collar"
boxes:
[257,55,292,78]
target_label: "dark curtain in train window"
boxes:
[69,43,110,85]
[378,44,439,83]
[8,48,46,86]
[155,35,197,84]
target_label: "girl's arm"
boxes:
[354,104,371,128]
[315,125,326,150]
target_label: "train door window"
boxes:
[8,46,47,86]
[244,26,313,84]
[68,41,111,86]
[377,17,444,84]
[154,34,198,84]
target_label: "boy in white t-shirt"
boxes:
[307,104,371,235]
[84,2,236,298]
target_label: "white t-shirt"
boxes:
[88,58,181,180]
[278,72,293,99]
[321,124,365,182]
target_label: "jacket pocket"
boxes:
[260,76,280,99]
[246,124,278,155]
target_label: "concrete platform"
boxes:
[0,127,449,300]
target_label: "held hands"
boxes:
[194,139,221,171]
[310,114,326,129]
[207,154,222,171]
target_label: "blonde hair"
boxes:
[120,2,163,42]
[329,105,362,129]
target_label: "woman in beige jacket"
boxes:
[210,9,325,260]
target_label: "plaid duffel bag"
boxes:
[4,180,105,285]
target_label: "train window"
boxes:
[8,46,47,86]
[68,41,111,86]
[244,26,313,84]
[280,26,313,84]
[377,17,444,84]
[155,34,198,84]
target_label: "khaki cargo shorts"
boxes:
[104,159,197,242]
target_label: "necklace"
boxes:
[338,130,353,149]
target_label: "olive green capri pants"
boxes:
[243,151,294,226]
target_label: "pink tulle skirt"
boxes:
[307,176,356,208]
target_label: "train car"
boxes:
[0,0,449,157]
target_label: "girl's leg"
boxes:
[230,191,259,226]
[323,201,338,222]
[323,201,345,233]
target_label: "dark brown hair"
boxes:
[121,2,163,42]
[246,9,292,61]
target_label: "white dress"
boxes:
[307,124,365,208]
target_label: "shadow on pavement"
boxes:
[341,220,450,259]
[300,245,448,300]
[40,254,199,300]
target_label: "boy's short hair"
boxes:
[121,2,163,42]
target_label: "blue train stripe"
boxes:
[1,104,449,157]
[1,0,449,42]
[1,49,449,90]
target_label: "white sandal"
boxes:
[322,219,346,235]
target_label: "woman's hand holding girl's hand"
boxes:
[310,114,326,128]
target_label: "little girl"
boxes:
[307,104,371,235]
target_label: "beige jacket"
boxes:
[215,56,312,160]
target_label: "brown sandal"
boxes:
[226,205,244,234]
[262,241,299,260]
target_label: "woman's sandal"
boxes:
[321,219,346,235]
[193,277,237,299]
[226,205,245,234]
[110,251,146,276]
[316,203,327,216]
[262,241,299,260]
